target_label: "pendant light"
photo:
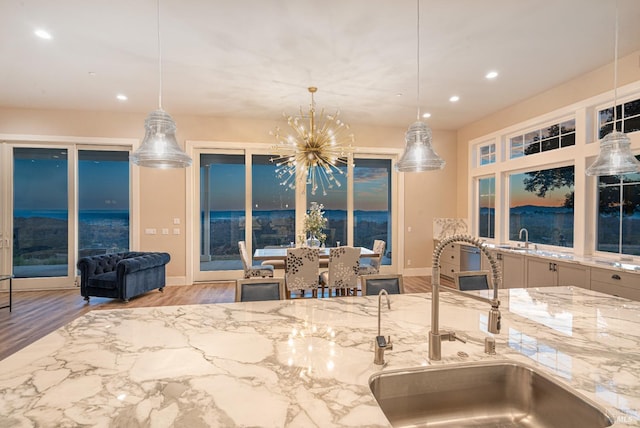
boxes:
[131,0,192,169]
[395,0,445,172]
[586,3,639,176]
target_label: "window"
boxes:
[253,155,295,248]
[509,119,576,159]
[598,97,640,138]
[478,177,495,239]
[306,162,347,246]
[509,165,574,248]
[479,143,496,166]
[596,156,640,256]
[78,150,130,256]
[200,154,246,271]
[354,158,392,265]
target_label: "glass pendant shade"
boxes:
[395,121,445,172]
[131,109,192,168]
[585,131,640,176]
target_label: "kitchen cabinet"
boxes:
[526,257,589,289]
[436,241,460,279]
[483,250,525,288]
[591,267,640,300]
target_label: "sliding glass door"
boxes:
[9,144,131,290]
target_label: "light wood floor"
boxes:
[0,276,439,361]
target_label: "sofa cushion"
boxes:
[88,271,118,290]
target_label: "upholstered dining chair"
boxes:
[238,241,274,279]
[359,239,385,276]
[319,246,361,297]
[235,277,285,302]
[361,273,404,296]
[284,247,320,298]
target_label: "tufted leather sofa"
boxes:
[77,252,171,302]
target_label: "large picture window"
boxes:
[509,165,574,248]
[597,156,640,256]
[306,163,346,247]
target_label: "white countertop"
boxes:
[1,287,639,426]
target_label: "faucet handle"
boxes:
[386,336,393,350]
[444,331,466,343]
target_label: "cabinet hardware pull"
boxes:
[611,274,621,280]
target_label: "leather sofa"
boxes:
[78,252,171,302]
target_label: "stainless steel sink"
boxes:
[369,360,613,427]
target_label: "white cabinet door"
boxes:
[526,257,556,287]
[498,252,526,288]
[556,262,589,289]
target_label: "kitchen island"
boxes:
[0,286,638,427]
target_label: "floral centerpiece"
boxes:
[303,202,327,247]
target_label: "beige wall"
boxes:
[0,108,458,281]
[455,49,640,219]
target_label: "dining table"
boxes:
[253,246,376,261]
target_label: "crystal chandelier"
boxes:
[270,87,354,195]
[586,3,639,176]
[131,0,192,169]
[395,0,445,172]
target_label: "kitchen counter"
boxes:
[1,287,639,427]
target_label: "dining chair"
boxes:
[238,241,274,278]
[361,273,404,296]
[454,271,491,291]
[235,277,286,302]
[319,246,361,297]
[359,239,385,276]
[284,247,320,298]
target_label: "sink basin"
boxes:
[369,360,613,427]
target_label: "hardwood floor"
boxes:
[0,276,440,361]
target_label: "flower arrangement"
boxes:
[303,202,328,246]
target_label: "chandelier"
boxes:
[270,87,354,196]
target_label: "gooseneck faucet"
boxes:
[430,234,501,360]
[519,228,529,249]
[374,289,393,365]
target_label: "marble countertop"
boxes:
[484,243,640,273]
[1,287,639,427]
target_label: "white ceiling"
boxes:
[2,0,640,130]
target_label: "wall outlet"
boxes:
[145,228,156,235]
[407,259,412,266]
[173,228,181,235]
[162,228,169,235]
[173,218,181,225]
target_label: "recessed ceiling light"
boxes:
[34,29,52,40]
[396,93,403,97]
[486,71,499,79]
[422,112,431,118]
[116,94,128,101]
[449,95,460,102]
[88,71,96,77]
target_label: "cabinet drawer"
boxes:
[591,280,640,301]
[590,268,638,287]
[440,261,459,278]
[441,243,459,263]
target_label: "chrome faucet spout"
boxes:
[374,289,393,365]
[430,234,501,361]
[519,228,529,249]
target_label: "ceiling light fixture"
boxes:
[34,29,52,40]
[586,3,640,176]
[270,86,354,196]
[395,0,445,173]
[449,95,460,102]
[116,94,128,101]
[485,71,498,79]
[131,0,192,169]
